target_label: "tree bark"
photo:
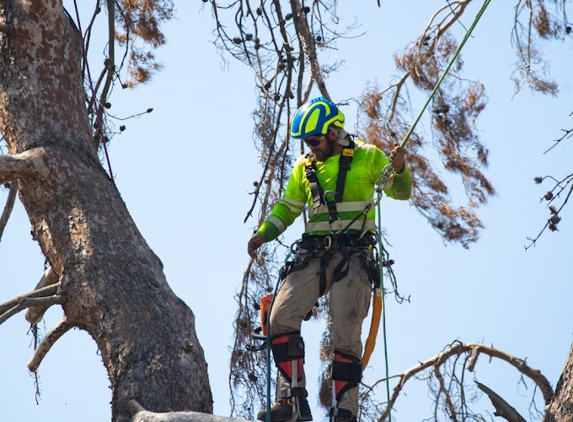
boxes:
[0,2,213,421]
[545,343,573,422]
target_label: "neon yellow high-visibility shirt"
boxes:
[256,140,412,241]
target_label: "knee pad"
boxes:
[332,350,362,402]
[271,333,305,384]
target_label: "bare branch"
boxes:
[511,0,562,95]
[26,266,60,323]
[0,282,60,316]
[0,294,65,325]
[289,0,329,99]
[543,125,573,154]
[476,381,527,422]
[0,180,18,241]
[27,316,73,373]
[526,173,573,249]
[368,341,553,422]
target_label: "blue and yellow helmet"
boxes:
[290,97,345,139]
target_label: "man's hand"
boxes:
[389,143,406,173]
[248,234,265,258]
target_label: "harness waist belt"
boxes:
[298,231,377,251]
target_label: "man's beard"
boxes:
[314,141,335,162]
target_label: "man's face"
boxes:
[303,134,331,162]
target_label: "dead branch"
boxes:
[27,316,73,372]
[543,125,573,155]
[0,179,17,241]
[362,1,493,249]
[127,400,250,422]
[0,295,65,325]
[25,266,60,323]
[369,341,553,422]
[526,173,573,249]
[0,283,59,314]
[0,282,61,322]
[289,0,329,98]
[476,381,527,422]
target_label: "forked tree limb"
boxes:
[0,283,62,325]
[0,295,65,325]
[0,284,59,314]
[28,316,74,372]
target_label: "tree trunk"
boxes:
[545,343,573,422]
[0,2,213,421]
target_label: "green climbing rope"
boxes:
[375,1,492,421]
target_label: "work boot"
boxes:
[334,416,356,422]
[329,408,357,422]
[256,397,313,421]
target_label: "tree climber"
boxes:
[247,96,412,422]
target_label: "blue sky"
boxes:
[1,1,572,421]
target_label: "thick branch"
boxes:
[128,400,250,422]
[0,153,34,184]
[476,382,527,422]
[28,316,74,372]
[289,0,329,98]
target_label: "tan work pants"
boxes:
[269,248,372,416]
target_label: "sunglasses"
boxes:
[303,135,325,148]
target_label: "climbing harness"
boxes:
[304,140,356,229]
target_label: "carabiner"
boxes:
[324,235,332,251]
[323,190,338,203]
